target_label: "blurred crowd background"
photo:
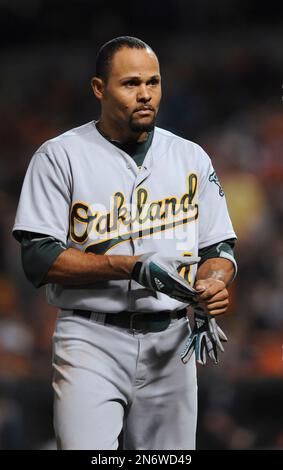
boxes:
[0,0,283,450]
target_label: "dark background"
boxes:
[1,0,283,449]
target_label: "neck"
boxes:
[96,118,149,144]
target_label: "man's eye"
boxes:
[149,79,159,85]
[125,81,138,87]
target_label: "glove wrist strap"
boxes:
[131,261,142,282]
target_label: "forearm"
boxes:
[45,247,140,285]
[195,258,235,287]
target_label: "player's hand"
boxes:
[131,252,200,303]
[194,278,229,316]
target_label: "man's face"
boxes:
[97,47,161,135]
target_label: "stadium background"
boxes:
[0,0,283,449]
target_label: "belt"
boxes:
[72,308,187,332]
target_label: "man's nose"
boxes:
[137,84,151,102]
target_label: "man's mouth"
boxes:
[133,106,154,116]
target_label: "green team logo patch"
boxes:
[209,171,224,197]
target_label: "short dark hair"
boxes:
[95,36,154,82]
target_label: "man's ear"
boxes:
[91,76,105,100]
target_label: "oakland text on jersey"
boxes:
[69,173,198,252]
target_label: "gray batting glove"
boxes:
[131,252,200,303]
[180,302,228,365]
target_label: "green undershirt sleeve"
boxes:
[198,238,236,265]
[18,231,66,288]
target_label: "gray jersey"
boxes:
[13,121,236,312]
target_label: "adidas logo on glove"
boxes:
[154,277,165,291]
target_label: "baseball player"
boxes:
[12,36,237,450]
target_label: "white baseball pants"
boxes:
[52,310,197,450]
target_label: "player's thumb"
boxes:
[194,280,206,293]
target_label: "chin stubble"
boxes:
[129,115,156,133]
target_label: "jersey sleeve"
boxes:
[197,148,236,249]
[12,148,71,245]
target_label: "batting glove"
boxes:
[131,252,200,303]
[180,302,228,365]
